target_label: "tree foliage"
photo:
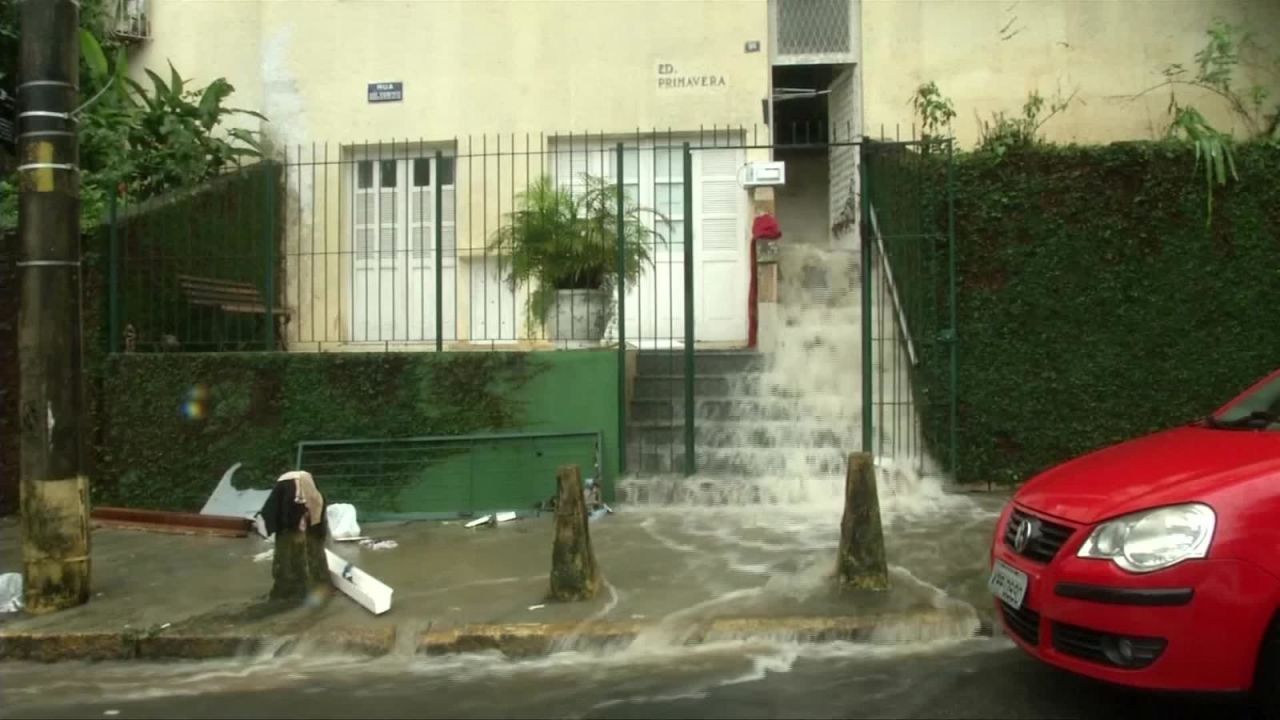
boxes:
[0,6,267,229]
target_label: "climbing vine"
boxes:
[920,141,1280,485]
[95,352,545,510]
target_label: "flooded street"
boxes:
[0,497,1253,720]
[0,637,1249,719]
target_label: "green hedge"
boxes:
[95,352,544,510]
[932,141,1280,484]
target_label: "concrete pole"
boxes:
[549,464,601,601]
[835,452,889,591]
[17,0,91,613]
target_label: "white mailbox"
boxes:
[742,161,786,187]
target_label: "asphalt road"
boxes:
[0,639,1259,719]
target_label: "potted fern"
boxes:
[490,175,663,343]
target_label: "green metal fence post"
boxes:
[262,162,277,350]
[615,143,628,475]
[860,146,874,455]
[107,190,120,354]
[435,149,444,352]
[946,139,959,479]
[682,143,696,476]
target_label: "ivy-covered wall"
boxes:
[930,142,1280,484]
[95,350,621,512]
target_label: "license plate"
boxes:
[988,560,1029,609]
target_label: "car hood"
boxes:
[1015,425,1280,524]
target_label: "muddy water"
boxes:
[0,633,1016,719]
[0,239,1014,717]
[0,497,1008,719]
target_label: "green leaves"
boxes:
[489,175,662,328]
[80,29,109,83]
[2,16,269,230]
[1168,104,1238,226]
[910,82,956,141]
[1149,18,1279,143]
[977,90,1075,158]
[933,143,1278,486]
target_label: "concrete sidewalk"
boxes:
[0,498,1002,660]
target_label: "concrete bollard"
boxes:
[271,523,330,602]
[548,464,601,602]
[264,472,331,603]
[835,452,890,592]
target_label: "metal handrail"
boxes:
[868,201,918,367]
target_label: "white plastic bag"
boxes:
[0,572,23,613]
[326,503,362,540]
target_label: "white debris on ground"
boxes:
[466,512,519,529]
[201,463,271,524]
[326,504,362,540]
[0,572,23,613]
[359,539,398,551]
[253,549,275,563]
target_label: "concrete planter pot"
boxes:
[550,288,610,343]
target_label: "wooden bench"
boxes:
[177,274,290,349]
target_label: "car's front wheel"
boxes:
[1255,614,1280,719]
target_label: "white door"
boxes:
[351,155,457,343]
[692,148,749,343]
[548,138,749,348]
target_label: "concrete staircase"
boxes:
[626,349,852,477]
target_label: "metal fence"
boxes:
[101,123,958,482]
[860,136,957,478]
[107,162,282,353]
[294,431,602,520]
[104,124,864,355]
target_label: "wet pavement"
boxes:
[0,491,1002,639]
[0,490,1098,719]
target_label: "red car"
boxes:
[989,368,1280,712]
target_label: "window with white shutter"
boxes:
[697,149,741,253]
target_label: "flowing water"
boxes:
[0,246,1007,718]
[620,242,961,515]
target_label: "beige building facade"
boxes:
[122,0,1278,349]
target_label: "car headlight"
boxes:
[1076,503,1216,573]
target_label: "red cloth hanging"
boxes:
[752,215,782,242]
[748,214,782,349]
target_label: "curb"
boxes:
[0,626,400,663]
[1,610,981,663]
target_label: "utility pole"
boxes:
[17,0,91,613]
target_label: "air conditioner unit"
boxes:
[742,161,786,187]
[114,0,151,42]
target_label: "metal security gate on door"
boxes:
[621,130,957,486]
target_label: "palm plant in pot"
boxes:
[490,175,665,343]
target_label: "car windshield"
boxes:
[1209,373,1280,430]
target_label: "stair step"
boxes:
[628,421,851,450]
[626,445,851,477]
[635,350,766,376]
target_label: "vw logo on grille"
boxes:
[1013,517,1040,553]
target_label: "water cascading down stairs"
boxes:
[622,243,891,506]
